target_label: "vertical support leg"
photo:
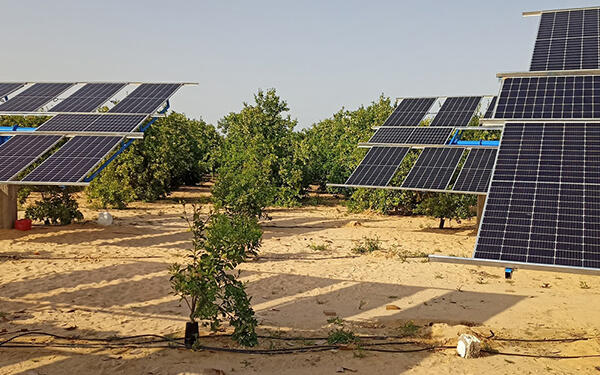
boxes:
[0,184,17,229]
[476,194,486,232]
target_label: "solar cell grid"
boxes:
[368,127,453,145]
[37,114,146,133]
[345,147,409,186]
[475,122,600,269]
[50,83,126,113]
[452,148,497,193]
[382,98,436,126]
[401,147,464,190]
[0,83,25,98]
[0,135,63,181]
[0,83,75,112]
[109,83,182,114]
[430,96,481,126]
[483,96,497,119]
[530,9,600,71]
[23,136,122,183]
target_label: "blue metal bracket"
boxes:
[449,129,463,145]
[83,101,171,182]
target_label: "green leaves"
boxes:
[170,204,261,347]
[24,186,84,225]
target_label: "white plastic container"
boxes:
[456,334,481,358]
[98,212,113,226]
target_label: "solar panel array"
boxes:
[382,98,436,126]
[50,83,126,113]
[109,83,182,114]
[37,114,147,133]
[0,135,62,181]
[0,83,25,98]
[494,76,600,119]
[345,147,409,186]
[530,8,600,71]
[23,136,123,183]
[475,122,600,268]
[0,83,74,112]
[368,127,454,145]
[402,147,464,190]
[430,96,481,126]
[453,148,497,193]
[483,96,497,119]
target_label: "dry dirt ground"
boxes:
[2,186,600,374]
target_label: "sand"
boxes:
[2,186,600,374]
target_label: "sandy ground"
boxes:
[2,186,600,374]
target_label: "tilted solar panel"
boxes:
[401,147,464,190]
[0,83,25,98]
[494,76,600,119]
[530,9,600,71]
[382,98,436,126]
[368,127,453,145]
[0,135,63,181]
[109,83,182,114]
[452,148,497,193]
[430,96,481,127]
[23,136,123,183]
[0,83,75,112]
[37,114,147,133]
[50,83,126,113]
[475,122,600,269]
[483,96,497,119]
[345,147,409,186]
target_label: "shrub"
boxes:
[24,187,83,225]
[351,236,382,254]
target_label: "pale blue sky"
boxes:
[2,1,599,129]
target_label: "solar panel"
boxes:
[368,127,454,145]
[23,136,122,183]
[109,83,182,114]
[345,147,409,186]
[401,147,464,190]
[430,96,481,126]
[475,122,600,268]
[483,96,497,119]
[0,135,63,181]
[37,114,147,133]
[530,9,600,71]
[0,83,74,112]
[50,83,126,112]
[382,98,436,126]
[494,76,600,119]
[452,148,497,193]
[0,83,25,98]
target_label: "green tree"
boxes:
[213,89,303,217]
[414,193,476,229]
[86,112,221,208]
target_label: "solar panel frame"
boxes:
[401,147,465,190]
[345,147,409,186]
[483,96,497,119]
[109,83,182,114]
[530,9,600,71]
[22,136,123,183]
[381,98,437,126]
[0,135,63,181]
[474,122,600,269]
[49,83,126,113]
[430,96,481,127]
[452,148,498,193]
[0,83,75,112]
[37,114,147,133]
[368,127,454,145]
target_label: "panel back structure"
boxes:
[530,8,600,71]
[37,114,147,133]
[494,76,600,119]
[368,127,454,145]
[109,83,182,114]
[382,98,436,126]
[430,96,481,126]
[344,147,409,186]
[0,135,63,181]
[452,148,497,193]
[23,136,123,183]
[0,83,74,112]
[475,122,600,269]
[50,83,126,113]
[401,147,464,190]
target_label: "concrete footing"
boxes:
[0,184,17,229]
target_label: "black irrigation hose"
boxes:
[0,332,186,348]
[481,349,600,359]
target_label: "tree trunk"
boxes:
[439,218,445,229]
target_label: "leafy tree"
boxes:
[213,89,303,217]
[0,115,50,128]
[24,186,83,225]
[86,112,221,208]
[170,205,261,347]
[414,193,476,229]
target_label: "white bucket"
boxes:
[456,334,481,358]
[98,212,113,226]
